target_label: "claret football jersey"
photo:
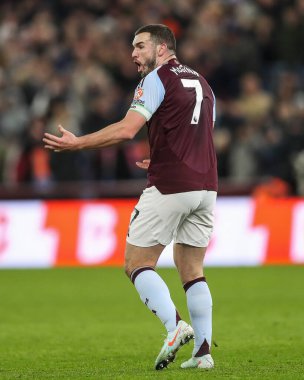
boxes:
[130,59,218,194]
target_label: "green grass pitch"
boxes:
[0,266,303,379]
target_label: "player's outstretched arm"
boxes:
[43,110,146,152]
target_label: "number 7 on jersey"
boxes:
[181,79,203,125]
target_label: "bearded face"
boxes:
[132,32,158,77]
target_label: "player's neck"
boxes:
[157,53,176,67]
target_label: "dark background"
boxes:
[0,0,303,198]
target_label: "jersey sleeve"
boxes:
[129,69,165,121]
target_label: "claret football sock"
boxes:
[131,266,181,333]
[184,277,212,357]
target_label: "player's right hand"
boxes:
[43,125,79,152]
[135,159,150,170]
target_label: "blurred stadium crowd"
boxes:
[0,0,304,195]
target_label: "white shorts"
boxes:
[126,186,217,247]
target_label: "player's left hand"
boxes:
[43,125,79,152]
[136,159,150,170]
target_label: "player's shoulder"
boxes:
[157,59,204,83]
[139,67,162,86]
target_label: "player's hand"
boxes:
[43,125,79,152]
[136,159,150,170]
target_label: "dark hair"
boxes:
[135,24,176,53]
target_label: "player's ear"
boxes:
[157,43,167,57]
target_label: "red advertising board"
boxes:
[0,197,303,268]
